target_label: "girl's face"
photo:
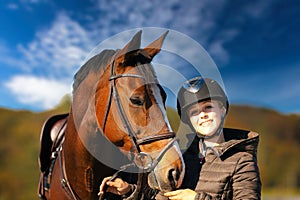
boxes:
[188,100,226,137]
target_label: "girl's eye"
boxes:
[206,105,213,109]
[189,109,200,116]
[204,105,213,111]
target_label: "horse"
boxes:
[38,30,185,199]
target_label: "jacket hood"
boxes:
[214,128,259,157]
[182,128,259,158]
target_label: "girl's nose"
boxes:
[199,111,208,119]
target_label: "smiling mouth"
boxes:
[200,119,213,126]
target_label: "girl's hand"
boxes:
[164,189,197,200]
[98,176,131,196]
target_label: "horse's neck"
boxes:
[62,57,136,197]
[63,110,115,197]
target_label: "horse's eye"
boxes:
[130,97,144,106]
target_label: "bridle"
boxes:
[101,55,177,171]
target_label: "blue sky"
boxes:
[0,0,299,114]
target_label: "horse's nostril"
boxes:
[168,168,178,189]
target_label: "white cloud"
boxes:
[93,0,222,37]
[91,0,232,67]
[0,41,29,72]
[7,1,229,110]
[6,0,50,11]
[208,29,240,65]
[6,3,19,10]
[18,12,92,77]
[2,12,93,110]
[5,1,270,111]
[243,0,271,19]
[5,75,71,110]
[83,0,232,83]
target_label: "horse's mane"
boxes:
[72,49,159,95]
[72,49,116,93]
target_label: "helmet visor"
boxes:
[182,77,205,93]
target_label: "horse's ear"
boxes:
[144,31,168,59]
[114,30,142,65]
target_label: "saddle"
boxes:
[38,113,69,199]
[38,113,69,172]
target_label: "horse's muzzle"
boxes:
[147,140,185,192]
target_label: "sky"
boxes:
[0,0,300,114]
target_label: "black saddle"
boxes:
[38,113,69,172]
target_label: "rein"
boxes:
[98,58,177,198]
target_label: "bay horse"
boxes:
[38,30,185,199]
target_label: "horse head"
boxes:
[94,31,185,192]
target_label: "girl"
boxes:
[100,76,261,200]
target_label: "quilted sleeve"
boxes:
[232,153,261,199]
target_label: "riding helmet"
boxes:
[177,76,229,122]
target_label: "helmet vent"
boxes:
[182,77,205,93]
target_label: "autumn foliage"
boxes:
[0,96,299,199]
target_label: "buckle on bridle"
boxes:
[134,152,154,171]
